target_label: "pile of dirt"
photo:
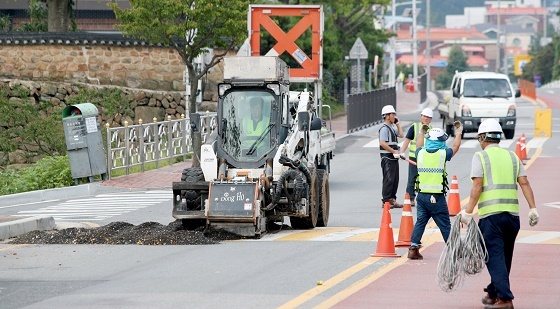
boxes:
[8,220,243,245]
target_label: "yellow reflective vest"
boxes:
[416,148,447,193]
[409,122,431,159]
[476,147,520,217]
[242,117,269,147]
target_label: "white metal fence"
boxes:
[105,113,217,179]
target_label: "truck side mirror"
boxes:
[515,89,521,98]
[310,117,322,131]
[298,111,309,131]
[453,88,460,98]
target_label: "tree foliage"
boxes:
[109,0,249,166]
[435,45,469,90]
[521,35,558,84]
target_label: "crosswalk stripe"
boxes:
[16,191,171,221]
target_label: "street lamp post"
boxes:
[412,0,418,92]
[426,0,431,91]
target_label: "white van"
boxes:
[438,71,520,139]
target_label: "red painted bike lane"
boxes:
[329,157,560,308]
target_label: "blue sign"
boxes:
[433,61,448,67]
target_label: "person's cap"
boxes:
[426,127,448,141]
[421,108,433,118]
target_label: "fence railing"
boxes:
[105,113,217,179]
[346,87,396,133]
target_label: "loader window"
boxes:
[220,90,275,162]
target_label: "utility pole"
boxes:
[426,0,431,91]
[412,0,418,92]
[497,0,501,73]
[389,0,396,87]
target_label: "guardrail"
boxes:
[105,113,217,179]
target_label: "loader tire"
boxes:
[180,167,205,230]
[290,168,319,229]
[316,169,330,227]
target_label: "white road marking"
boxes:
[15,191,171,221]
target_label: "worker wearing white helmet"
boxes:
[407,121,463,260]
[378,104,404,209]
[400,107,434,207]
[459,119,539,308]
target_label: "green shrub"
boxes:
[0,156,73,196]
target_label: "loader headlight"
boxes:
[219,84,231,96]
[267,83,280,95]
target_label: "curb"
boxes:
[0,215,55,240]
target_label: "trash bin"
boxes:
[62,103,107,184]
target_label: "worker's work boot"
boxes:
[482,288,497,305]
[484,298,513,309]
[389,198,403,208]
[407,247,423,260]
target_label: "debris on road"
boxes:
[8,220,242,245]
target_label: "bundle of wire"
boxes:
[436,214,488,292]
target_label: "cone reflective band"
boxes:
[396,193,414,247]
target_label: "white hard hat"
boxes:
[426,127,448,141]
[421,108,433,118]
[381,105,396,116]
[478,119,503,135]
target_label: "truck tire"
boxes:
[180,167,206,230]
[290,168,319,229]
[316,169,330,227]
[503,129,515,140]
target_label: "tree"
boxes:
[435,45,468,89]
[109,0,249,167]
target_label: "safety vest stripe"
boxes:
[479,198,520,208]
[483,184,518,190]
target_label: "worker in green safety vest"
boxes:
[400,107,433,207]
[407,123,462,261]
[460,119,539,309]
[242,97,270,155]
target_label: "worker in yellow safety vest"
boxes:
[460,119,539,309]
[407,123,462,260]
[242,97,270,153]
[400,107,433,206]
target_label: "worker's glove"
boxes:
[393,153,401,159]
[453,121,463,135]
[459,210,473,225]
[421,124,430,135]
[528,208,540,227]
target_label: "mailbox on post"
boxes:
[62,103,107,184]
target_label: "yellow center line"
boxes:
[277,256,382,309]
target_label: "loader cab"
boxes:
[217,85,290,169]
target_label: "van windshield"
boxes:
[463,79,512,98]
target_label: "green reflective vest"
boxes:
[476,147,520,217]
[242,117,269,147]
[409,122,431,159]
[416,149,447,193]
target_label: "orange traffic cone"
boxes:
[396,193,414,247]
[448,175,461,216]
[520,133,527,160]
[371,202,400,257]
[515,137,522,160]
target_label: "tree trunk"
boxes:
[47,0,70,32]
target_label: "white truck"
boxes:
[438,71,520,139]
[171,56,335,237]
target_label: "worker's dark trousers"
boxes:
[406,156,418,199]
[479,212,520,301]
[380,156,399,202]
